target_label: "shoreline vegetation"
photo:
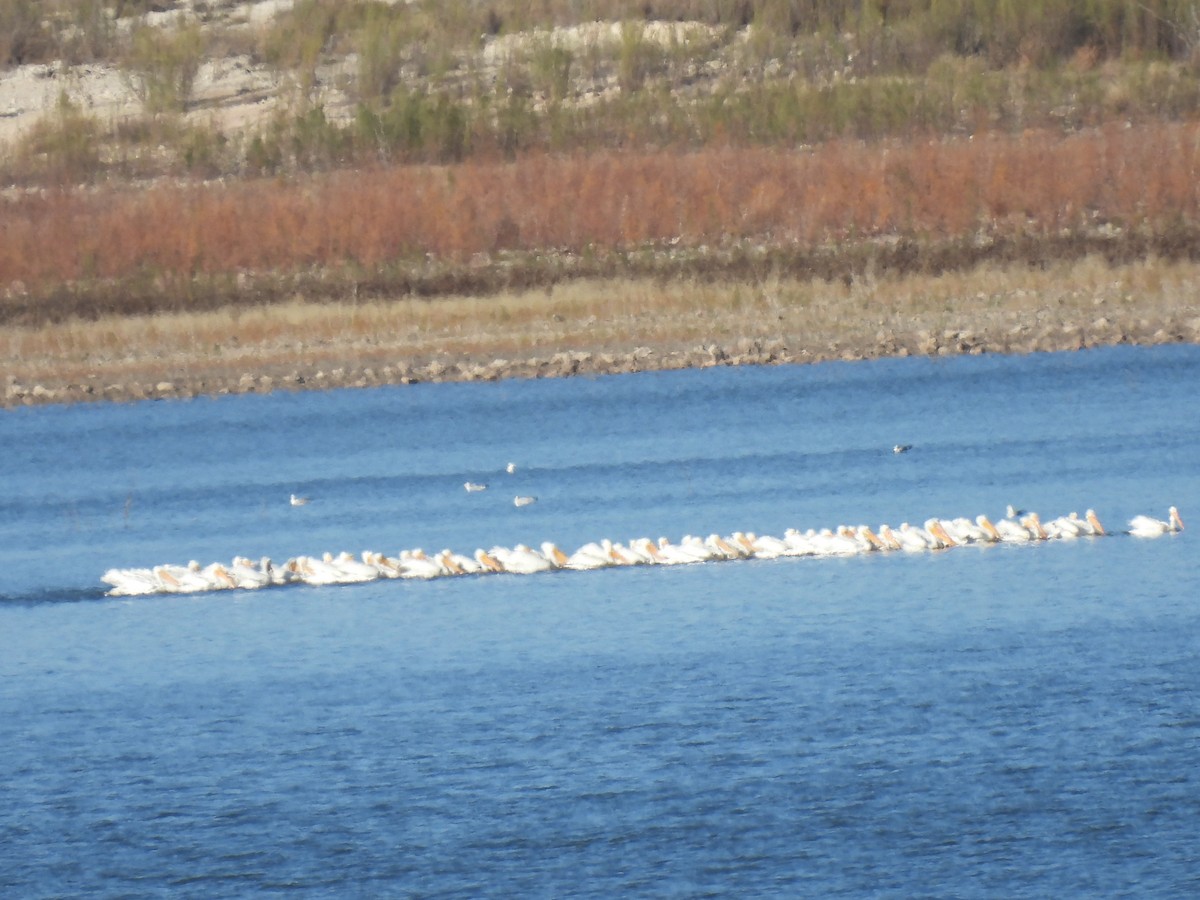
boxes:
[6,254,1200,407]
[4,1,1200,407]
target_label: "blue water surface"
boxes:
[1,345,1198,896]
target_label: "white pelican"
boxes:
[514,495,537,507]
[199,562,238,589]
[154,560,215,593]
[329,551,381,582]
[1006,505,1025,519]
[942,517,986,544]
[434,550,466,575]
[782,529,818,556]
[730,532,762,557]
[627,538,663,564]
[607,541,645,566]
[290,493,310,506]
[750,533,791,559]
[892,523,937,551]
[1020,513,1048,541]
[100,568,146,596]
[820,527,867,555]
[1084,509,1106,536]
[291,555,341,585]
[1045,513,1087,539]
[1128,506,1184,537]
[975,515,1003,542]
[844,525,883,554]
[151,565,188,594]
[706,534,745,559]
[656,536,712,564]
[565,541,614,570]
[228,557,272,589]
[994,516,1033,542]
[875,525,903,551]
[490,544,553,574]
[398,549,448,579]
[464,482,488,492]
[441,550,485,574]
[540,542,571,568]
[474,548,505,573]
[366,551,404,578]
[923,519,959,548]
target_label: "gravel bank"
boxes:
[6,304,1198,409]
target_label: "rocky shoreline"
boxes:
[7,309,1199,409]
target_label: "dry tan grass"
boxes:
[5,255,1199,404]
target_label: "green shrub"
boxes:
[124,16,206,115]
[12,91,105,184]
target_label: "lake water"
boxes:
[1,345,1197,896]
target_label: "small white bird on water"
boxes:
[464,482,488,492]
[290,493,310,506]
[513,495,537,507]
[893,444,913,454]
[506,462,517,474]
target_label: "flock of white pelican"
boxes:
[100,505,1183,597]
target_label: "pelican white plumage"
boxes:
[974,515,1003,542]
[628,538,663,564]
[565,541,614,570]
[1020,513,1048,540]
[1045,513,1087,539]
[876,525,903,551]
[706,534,745,559]
[815,527,864,556]
[679,535,719,562]
[1128,506,1184,537]
[464,482,488,492]
[541,542,570,568]
[782,528,818,556]
[398,549,447,579]
[895,523,935,552]
[366,551,404,578]
[329,551,380,583]
[655,536,711,564]
[150,565,188,594]
[607,541,645,566]
[923,519,958,548]
[292,555,344,586]
[491,544,553,574]
[994,515,1033,542]
[202,563,239,590]
[154,560,214,593]
[102,567,162,596]
[228,556,272,589]
[474,548,505,573]
[729,532,761,556]
[751,533,791,559]
[440,549,483,574]
[941,517,985,544]
[514,495,537,507]
[854,526,886,552]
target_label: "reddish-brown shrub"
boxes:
[3,122,1199,293]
